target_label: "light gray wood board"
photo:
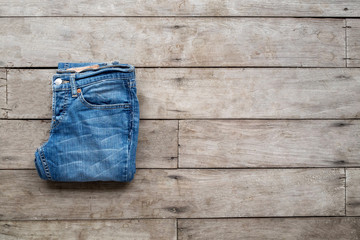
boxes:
[0,70,6,118]
[179,120,360,168]
[178,217,360,240]
[0,120,178,169]
[346,168,360,216]
[0,169,344,220]
[347,19,360,67]
[0,219,176,240]
[7,68,360,119]
[0,0,359,17]
[0,18,345,67]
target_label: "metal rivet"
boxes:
[77,88,81,93]
[54,78,62,85]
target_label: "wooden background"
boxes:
[1,1,360,239]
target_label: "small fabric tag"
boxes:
[66,64,100,72]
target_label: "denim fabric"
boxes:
[34,61,139,182]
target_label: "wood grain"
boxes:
[0,70,6,118]
[7,69,53,119]
[0,120,49,169]
[0,169,344,220]
[0,1,355,238]
[136,120,178,168]
[0,18,345,67]
[0,120,178,169]
[7,68,360,119]
[178,218,360,240]
[0,0,358,17]
[346,168,360,216]
[0,219,176,240]
[347,19,360,67]
[179,120,360,168]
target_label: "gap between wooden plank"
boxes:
[0,16,355,18]
[345,19,348,67]
[0,167,357,170]
[3,118,360,120]
[177,120,179,169]
[176,219,178,240]
[1,216,360,221]
[345,167,348,216]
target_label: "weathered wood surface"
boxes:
[346,168,360,216]
[0,120,178,169]
[0,70,6,118]
[0,18,345,67]
[179,120,360,168]
[136,120,178,168]
[347,19,360,67]
[0,169,344,220]
[0,219,176,240]
[6,69,53,119]
[0,0,356,238]
[178,217,360,240]
[1,0,359,17]
[4,119,358,169]
[6,68,360,119]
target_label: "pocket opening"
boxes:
[78,79,131,110]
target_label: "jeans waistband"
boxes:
[57,61,134,73]
[52,61,136,96]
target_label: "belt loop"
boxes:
[70,74,78,98]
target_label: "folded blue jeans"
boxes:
[34,61,140,182]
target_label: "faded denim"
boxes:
[34,61,139,182]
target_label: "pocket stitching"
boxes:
[78,90,131,109]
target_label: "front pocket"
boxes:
[78,79,131,109]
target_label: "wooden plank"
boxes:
[179,120,360,168]
[0,0,359,17]
[0,70,6,118]
[0,18,345,67]
[0,219,176,240]
[178,217,360,240]
[0,169,344,220]
[0,120,49,169]
[346,168,360,216]
[0,120,178,169]
[136,120,178,168]
[8,68,360,119]
[7,69,53,119]
[347,19,360,67]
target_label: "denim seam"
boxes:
[39,147,52,180]
[50,80,56,130]
[51,90,70,132]
[126,81,133,182]
[78,91,131,110]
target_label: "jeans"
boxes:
[34,61,140,182]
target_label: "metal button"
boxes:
[54,78,62,85]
